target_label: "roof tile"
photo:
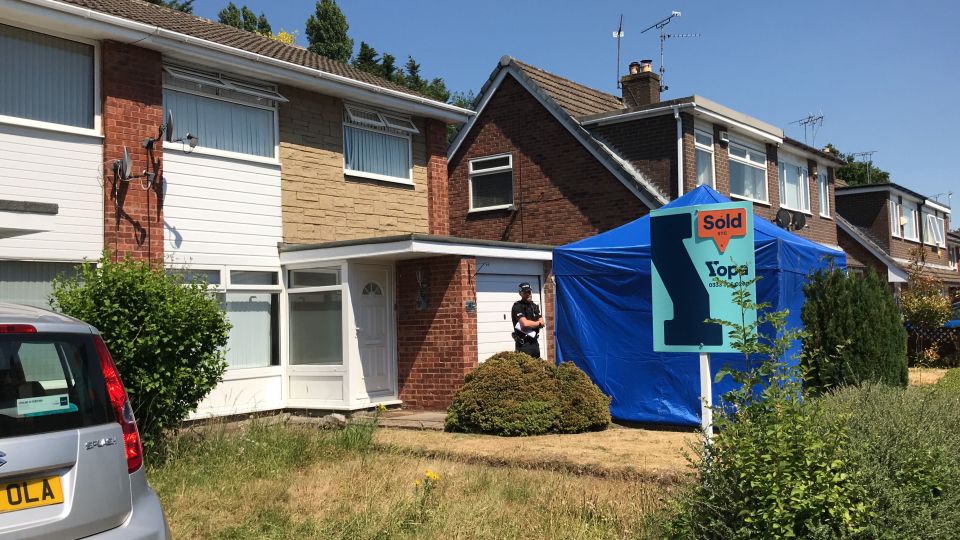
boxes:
[510,59,623,117]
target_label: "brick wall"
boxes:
[278,86,431,243]
[836,191,891,251]
[396,256,478,409]
[589,113,677,199]
[101,41,164,262]
[425,119,450,235]
[448,75,649,246]
[838,227,889,278]
[542,260,556,361]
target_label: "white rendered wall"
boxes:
[0,124,103,261]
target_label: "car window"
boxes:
[0,334,112,438]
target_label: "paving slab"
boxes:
[378,410,446,431]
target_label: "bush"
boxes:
[669,274,872,539]
[801,268,907,392]
[51,254,230,452]
[816,384,960,539]
[444,352,610,436]
[936,368,960,391]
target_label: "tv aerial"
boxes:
[849,150,878,183]
[790,113,824,146]
[613,14,625,89]
[640,11,700,93]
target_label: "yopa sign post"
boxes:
[650,201,756,435]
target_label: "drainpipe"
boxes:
[674,107,684,198]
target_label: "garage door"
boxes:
[476,273,544,362]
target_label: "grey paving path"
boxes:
[378,410,446,431]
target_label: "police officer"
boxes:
[512,282,545,358]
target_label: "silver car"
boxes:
[0,304,170,539]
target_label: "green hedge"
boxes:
[801,268,907,392]
[444,352,610,436]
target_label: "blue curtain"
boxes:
[343,125,411,180]
[0,23,94,128]
[164,89,275,158]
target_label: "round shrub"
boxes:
[555,361,611,433]
[51,254,230,452]
[801,268,907,392]
[445,352,610,436]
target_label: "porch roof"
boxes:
[278,234,554,266]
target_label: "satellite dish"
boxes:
[185,133,199,149]
[775,208,791,229]
[164,110,174,143]
[792,211,806,230]
[114,146,133,180]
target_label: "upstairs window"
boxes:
[923,212,946,248]
[778,157,810,212]
[694,130,715,187]
[0,24,95,129]
[901,201,919,241]
[469,154,514,211]
[163,65,284,159]
[343,104,418,184]
[728,140,768,203]
[818,166,830,217]
[890,197,901,238]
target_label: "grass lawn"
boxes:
[909,367,950,386]
[149,421,688,539]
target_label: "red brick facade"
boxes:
[101,41,164,262]
[590,114,678,199]
[448,75,649,246]
[425,119,450,235]
[396,256,478,409]
[837,227,889,278]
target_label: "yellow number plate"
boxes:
[0,476,64,513]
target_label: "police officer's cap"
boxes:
[518,282,532,292]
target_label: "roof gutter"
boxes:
[580,102,693,127]
[674,107,684,197]
[5,0,473,124]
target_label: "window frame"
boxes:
[162,64,283,163]
[285,263,347,369]
[694,128,716,188]
[727,138,769,204]
[342,104,417,185]
[0,22,101,137]
[901,200,920,242]
[890,197,901,238]
[923,212,946,248]
[817,165,831,218]
[468,153,515,212]
[777,154,810,213]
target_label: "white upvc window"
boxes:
[694,129,716,188]
[0,23,99,135]
[817,165,830,217]
[468,153,514,212]
[728,139,768,203]
[163,64,284,160]
[287,266,345,366]
[901,200,920,241]
[890,197,901,238]
[343,104,418,185]
[778,156,810,213]
[923,211,946,248]
[166,266,282,370]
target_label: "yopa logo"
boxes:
[0,451,6,469]
[705,261,749,278]
[697,208,748,253]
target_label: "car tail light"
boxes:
[0,324,37,333]
[93,335,143,473]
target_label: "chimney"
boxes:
[621,59,660,108]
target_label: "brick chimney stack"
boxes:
[621,59,660,108]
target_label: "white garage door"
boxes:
[476,273,544,362]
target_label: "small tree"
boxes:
[306,0,353,63]
[51,254,230,452]
[352,41,380,75]
[901,248,953,363]
[801,268,908,391]
[218,3,272,36]
[145,0,193,13]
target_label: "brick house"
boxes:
[836,182,958,293]
[0,0,552,415]
[448,57,846,250]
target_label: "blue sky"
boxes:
[193,0,959,217]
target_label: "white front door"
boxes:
[351,264,393,397]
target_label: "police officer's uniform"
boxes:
[511,282,543,358]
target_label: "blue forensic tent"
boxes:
[553,185,845,426]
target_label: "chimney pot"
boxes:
[621,59,660,108]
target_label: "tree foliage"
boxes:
[352,41,381,75]
[218,2,272,35]
[801,268,908,391]
[824,143,891,186]
[306,0,353,63]
[144,0,193,13]
[901,247,953,363]
[50,255,230,452]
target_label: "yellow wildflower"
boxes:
[425,469,440,482]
